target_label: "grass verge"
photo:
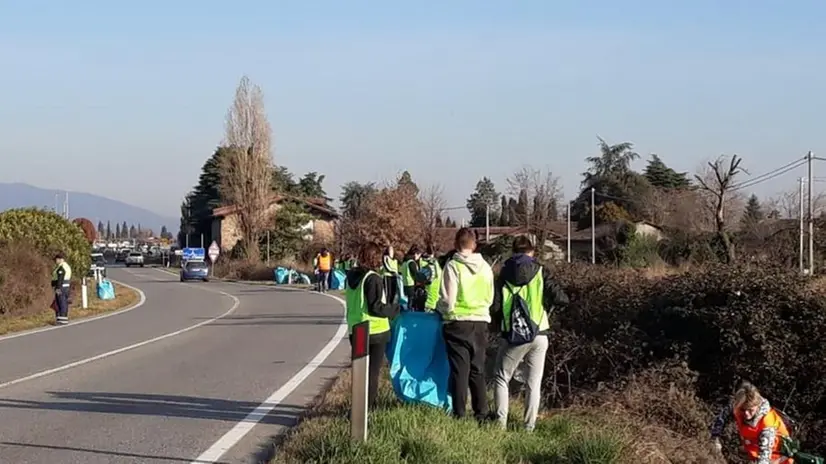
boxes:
[0,281,141,336]
[271,370,632,464]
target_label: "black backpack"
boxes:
[505,283,539,346]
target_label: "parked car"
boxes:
[115,249,130,263]
[180,260,209,282]
[89,253,107,278]
[125,252,144,268]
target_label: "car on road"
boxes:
[89,253,107,278]
[180,260,209,282]
[115,249,130,263]
[125,252,144,268]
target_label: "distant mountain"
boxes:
[0,183,178,234]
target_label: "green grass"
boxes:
[271,370,630,464]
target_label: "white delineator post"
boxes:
[81,277,88,309]
[208,241,220,277]
[350,321,370,442]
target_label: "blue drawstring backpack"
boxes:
[386,311,452,412]
[274,267,289,284]
[97,279,115,300]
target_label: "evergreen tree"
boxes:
[129,225,137,238]
[106,221,112,239]
[741,194,765,230]
[297,172,329,200]
[644,154,691,189]
[435,215,444,227]
[499,196,510,226]
[397,171,419,196]
[514,189,529,226]
[466,177,500,227]
[97,221,104,237]
[115,223,121,239]
[122,221,128,238]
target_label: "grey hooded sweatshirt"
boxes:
[436,251,494,323]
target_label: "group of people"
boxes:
[338,227,811,463]
[341,227,569,431]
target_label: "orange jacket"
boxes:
[734,407,791,463]
[317,253,332,271]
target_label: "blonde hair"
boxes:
[733,382,762,410]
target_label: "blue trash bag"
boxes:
[274,267,289,284]
[386,311,453,412]
[298,273,311,285]
[330,269,346,290]
[97,279,115,300]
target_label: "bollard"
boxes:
[350,321,370,441]
[81,277,88,309]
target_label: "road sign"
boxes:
[208,241,220,261]
[182,247,205,261]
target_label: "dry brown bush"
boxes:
[0,241,53,317]
[341,182,424,252]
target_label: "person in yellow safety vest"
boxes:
[710,382,794,464]
[51,252,72,325]
[419,246,443,312]
[400,245,422,302]
[436,228,494,421]
[345,242,400,408]
[313,248,333,293]
[490,235,569,431]
[379,246,400,303]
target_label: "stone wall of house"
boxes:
[217,202,336,252]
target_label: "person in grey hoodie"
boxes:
[436,227,495,421]
[489,235,569,431]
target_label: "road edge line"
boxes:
[0,279,147,342]
[189,282,348,463]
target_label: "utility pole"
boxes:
[54,193,59,213]
[485,203,490,243]
[590,187,595,264]
[566,202,571,263]
[797,177,804,274]
[808,151,814,276]
[63,191,69,219]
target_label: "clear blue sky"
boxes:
[2,0,825,218]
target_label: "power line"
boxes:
[731,157,807,192]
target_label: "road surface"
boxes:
[0,266,349,464]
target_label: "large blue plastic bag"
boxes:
[331,269,346,290]
[97,279,115,300]
[386,311,452,412]
[274,267,289,284]
[396,273,409,310]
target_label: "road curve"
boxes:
[0,266,349,464]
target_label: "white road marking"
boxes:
[190,289,348,463]
[0,279,147,342]
[0,274,241,390]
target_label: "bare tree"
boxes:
[219,75,273,260]
[765,187,826,219]
[694,155,744,263]
[420,184,447,252]
[507,166,563,252]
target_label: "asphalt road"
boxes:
[0,266,349,464]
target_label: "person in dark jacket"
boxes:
[345,242,400,407]
[489,235,569,431]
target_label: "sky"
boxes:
[2,0,826,219]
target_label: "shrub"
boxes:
[546,262,826,454]
[0,208,91,275]
[72,217,97,243]
[0,240,53,316]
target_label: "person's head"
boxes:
[53,252,65,264]
[320,247,328,256]
[357,243,383,270]
[733,382,763,421]
[384,245,394,258]
[407,245,422,260]
[424,244,436,259]
[512,235,535,257]
[454,227,476,253]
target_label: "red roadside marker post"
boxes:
[350,321,370,442]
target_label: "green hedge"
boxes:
[0,208,92,276]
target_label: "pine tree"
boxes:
[106,221,112,239]
[499,196,510,226]
[466,177,499,227]
[435,215,444,227]
[741,194,765,230]
[115,223,121,239]
[514,189,529,226]
[644,154,691,189]
[97,221,104,237]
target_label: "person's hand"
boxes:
[711,437,722,453]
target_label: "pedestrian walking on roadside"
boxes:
[436,228,494,422]
[345,242,400,407]
[51,252,72,325]
[314,248,333,293]
[490,235,569,431]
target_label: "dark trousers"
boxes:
[349,335,389,408]
[383,276,398,303]
[54,288,70,323]
[443,321,489,420]
[317,271,329,292]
